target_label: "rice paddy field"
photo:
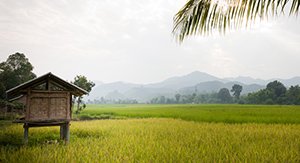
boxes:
[1,104,300,162]
[79,104,300,124]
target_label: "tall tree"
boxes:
[265,80,287,104]
[286,85,300,105]
[218,88,232,103]
[231,84,243,100]
[72,75,95,114]
[173,0,299,41]
[0,53,36,99]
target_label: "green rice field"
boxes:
[1,104,300,162]
[79,104,300,124]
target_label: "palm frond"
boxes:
[173,0,300,42]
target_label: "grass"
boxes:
[1,119,300,162]
[78,104,300,124]
[1,104,300,162]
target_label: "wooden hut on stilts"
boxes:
[6,72,88,144]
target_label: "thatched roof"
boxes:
[6,72,88,100]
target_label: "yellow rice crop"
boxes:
[1,118,300,162]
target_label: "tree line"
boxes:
[150,82,300,105]
[245,81,300,105]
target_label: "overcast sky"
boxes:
[0,0,299,84]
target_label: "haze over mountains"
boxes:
[87,71,300,102]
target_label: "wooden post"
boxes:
[64,122,70,144]
[60,124,64,140]
[23,124,29,145]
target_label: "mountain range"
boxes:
[87,71,300,102]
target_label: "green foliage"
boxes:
[151,93,221,104]
[218,88,232,103]
[150,96,176,104]
[286,85,300,105]
[173,0,300,41]
[72,75,95,114]
[243,80,300,105]
[0,52,36,99]
[266,80,287,101]
[231,84,243,100]
[72,75,95,93]
[1,119,300,162]
[149,81,300,105]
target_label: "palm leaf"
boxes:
[173,0,300,42]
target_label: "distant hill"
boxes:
[147,71,223,89]
[88,81,141,100]
[124,87,174,102]
[86,71,300,102]
[224,76,266,85]
[105,90,126,100]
